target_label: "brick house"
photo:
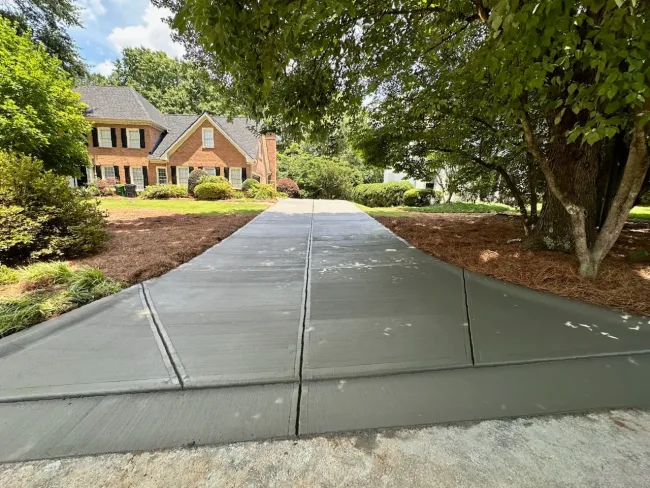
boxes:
[76,86,276,190]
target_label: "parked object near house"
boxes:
[76,86,277,191]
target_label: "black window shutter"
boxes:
[113,165,120,181]
[91,128,99,147]
[189,166,194,173]
[224,167,230,179]
[215,167,220,176]
[139,129,145,148]
[171,166,177,184]
[242,168,247,180]
[121,128,127,147]
[95,166,101,179]
[198,166,202,170]
[124,166,131,184]
[110,128,117,147]
[77,166,88,187]
[142,167,149,187]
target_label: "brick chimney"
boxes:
[264,133,277,186]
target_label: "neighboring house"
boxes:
[75,86,276,190]
[383,169,437,190]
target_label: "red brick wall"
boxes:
[168,121,248,170]
[264,134,277,184]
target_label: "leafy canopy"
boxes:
[0,18,90,175]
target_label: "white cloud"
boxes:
[108,6,185,58]
[78,0,107,22]
[91,60,116,76]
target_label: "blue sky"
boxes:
[69,0,184,75]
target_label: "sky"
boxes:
[70,0,185,76]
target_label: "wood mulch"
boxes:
[376,213,650,316]
[73,209,258,284]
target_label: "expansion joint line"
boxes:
[295,200,315,436]
[462,269,477,365]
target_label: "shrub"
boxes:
[140,184,189,199]
[187,169,208,195]
[277,178,300,198]
[277,191,288,198]
[199,175,229,184]
[242,178,260,193]
[0,152,108,265]
[248,183,278,199]
[194,181,233,200]
[351,181,414,207]
[231,190,247,199]
[0,265,18,285]
[403,188,442,207]
[95,179,114,196]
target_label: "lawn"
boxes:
[630,206,650,220]
[98,197,270,216]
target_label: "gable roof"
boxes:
[76,86,168,129]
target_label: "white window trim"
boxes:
[202,127,214,148]
[98,128,112,148]
[229,167,243,189]
[101,165,116,180]
[130,166,145,191]
[127,128,141,149]
[177,167,190,186]
[156,166,168,185]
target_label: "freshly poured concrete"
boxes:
[0,286,179,402]
[1,198,649,462]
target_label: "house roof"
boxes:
[77,86,168,129]
[77,86,260,161]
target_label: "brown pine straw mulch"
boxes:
[376,213,650,316]
[73,210,258,284]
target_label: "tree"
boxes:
[159,0,650,276]
[0,0,86,77]
[0,18,90,175]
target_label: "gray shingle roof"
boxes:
[77,86,168,129]
[77,87,260,160]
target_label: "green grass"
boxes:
[98,197,269,215]
[630,206,650,220]
[359,202,517,216]
[0,262,123,337]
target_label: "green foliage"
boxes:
[187,168,208,195]
[0,263,122,336]
[194,182,233,200]
[199,175,229,184]
[278,144,362,199]
[247,183,278,200]
[352,182,414,208]
[242,178,260,192]
[277,178,300,198]
[0,19,90,176]
[0,152,108,265]
[0,264,18,285]
[140,184,189,199]
[403,189,442,207]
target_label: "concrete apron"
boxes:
[0,199,649,462]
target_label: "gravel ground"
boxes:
[2,409,649,488]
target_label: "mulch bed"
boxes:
[376,213,650,316]
[74,211,258,284]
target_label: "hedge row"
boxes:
[351,181,414,207]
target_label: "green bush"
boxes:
[140,184,189,199]
[248,183,278,199]
[187,168,208,195]
[351,181,414,207]
[242,178,260,193]
[19,261,74,285]
[277,191,288,198]
[277,178,300,198]
[403,188,442,207]
[0,265,18,285]
[0,151,108,265]
[199,175,229,184]
[194,181,233,200]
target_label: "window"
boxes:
[202,128,214,148]
[177,167,189,185]
[127,129,141,148]
[157,167,168,185]
[98,128,112,148]
[204,167,216,176]
[102,165,116,179]
[131,167,145,190]
[230,167,243,189]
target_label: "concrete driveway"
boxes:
[0,199,649,462]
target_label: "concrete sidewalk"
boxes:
[0,199,649,462]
